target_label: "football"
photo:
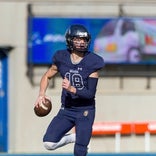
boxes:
[34,98,52,117]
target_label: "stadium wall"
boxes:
[0,0,156,154]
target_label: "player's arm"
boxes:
[35,64,58,107]
[62,71,99,99]
[39,64,58,96]
[89,71,99,78]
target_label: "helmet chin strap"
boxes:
[73,47,87,53]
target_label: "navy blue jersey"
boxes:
[52,49,104,108]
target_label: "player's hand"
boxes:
[62,77,76,94]
[34,96,44,108]
[34,95,51,108]
[62,77,71,91]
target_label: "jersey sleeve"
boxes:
[52,51,59,66]
[93,55,105,70]
[87,53,105,72]
[52,50,66,68]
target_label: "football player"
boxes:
[35,24,105,156]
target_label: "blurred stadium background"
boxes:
[1,0,156,155]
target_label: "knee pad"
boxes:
[43,142,58,150]
[74,143,88,156]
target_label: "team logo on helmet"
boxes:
[77,32,88,37]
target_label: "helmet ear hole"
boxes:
[65,24,91,52]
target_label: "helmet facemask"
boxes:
[71,37,89,52]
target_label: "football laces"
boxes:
[39,102,48,110]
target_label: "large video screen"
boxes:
[27,17,156,64]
